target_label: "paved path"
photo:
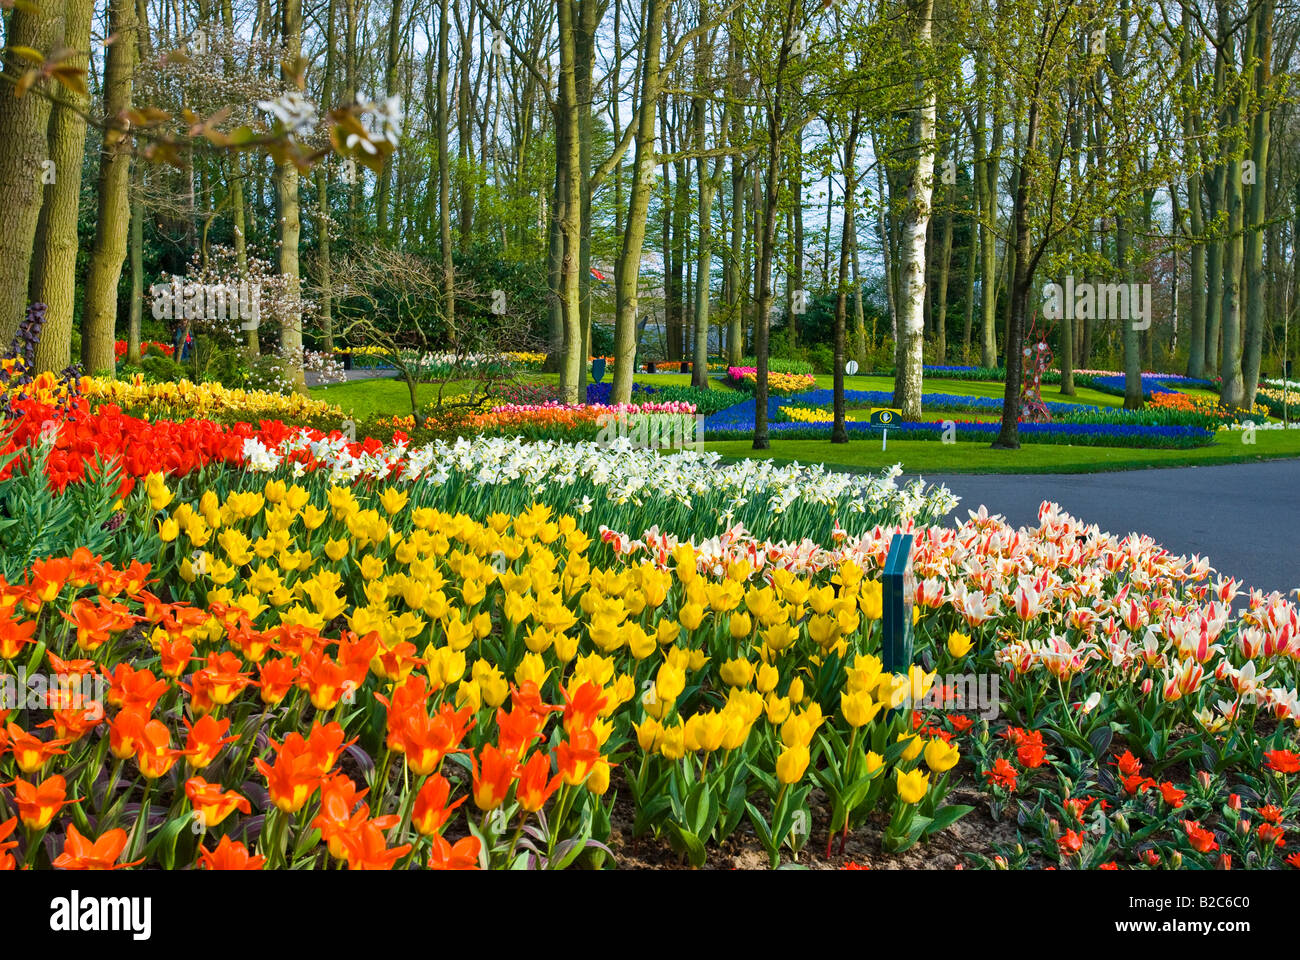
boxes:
[910,460,1299,597]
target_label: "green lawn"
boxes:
[706,430,1300,475]
[310,370,1300,474]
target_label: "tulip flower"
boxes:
[924,738,960,773]
[776,744,810,785]
[185,778,252,829]
[428,834,481,870]
[471,744,517,811]
[412,774,468,835]
[52,824,144,870]
[198,836,266,870]
[895,767,930,804]
[11,775,80,831]
[0,816,17,870]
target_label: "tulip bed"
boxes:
[1,386,1299,870]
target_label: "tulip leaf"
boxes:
[924,804,973,836]
[1088,725,1113,759]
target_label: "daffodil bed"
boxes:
[1,394,1299,871]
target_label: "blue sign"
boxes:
[882,532,914,675]
[592,357,607,383]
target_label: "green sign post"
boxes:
[882,532,914,675]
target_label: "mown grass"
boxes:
[706,430,1300,475]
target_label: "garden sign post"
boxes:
[882,532,914,676]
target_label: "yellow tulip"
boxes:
[947,631,973,659]
[756,662,779,694]
[678,603,705,632]
[840,689,883,728]
[895,767,930,804]
[764,693,792,725]
[923,738,960,773]
[896,733,923,763]
[719,657,755,688]
[776,744,810,785]
[729,611,753,640]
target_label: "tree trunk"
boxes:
[0,0,62,344]
[612,0,664,405]
[832,111,861,444]
[1242,0,1271,405]
[891,0,936,420]
[276,0,306,392]
[555,0,583,402]
[32,0,91,373]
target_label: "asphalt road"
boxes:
[912,460,1299,597]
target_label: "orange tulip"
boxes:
[338,817,411,870]
[496,705,544,763]
[471,743,516,811]
[411,773,467,837]
[158,636,195,679]
[6,723,70,774]
[561,680,608,734]
[51,824,143,870]
[257,657,299,706]
[184,651,253,712]
[184,714,238,770]
[0,614,36,660]
[374,675,431,751]
[313,772,372,860]
[254,739,321,814]
[198,836,266,870]
[556,728,601,787]
[428,834,481,870]
[135,719,184,780]
[10,775,79,831]
[184,777,251,829]
[107,707,150,761]
[105,663,169,712]
[59,599,115,652]
[0,816,17,870]
[515,751,561,813]
[397,703,475,776]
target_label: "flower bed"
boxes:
[114,340,175,359]
[79,374,343,422]
[705,395,1216,448]
[725,366,817,395]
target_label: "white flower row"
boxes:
[239,431,959,524]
